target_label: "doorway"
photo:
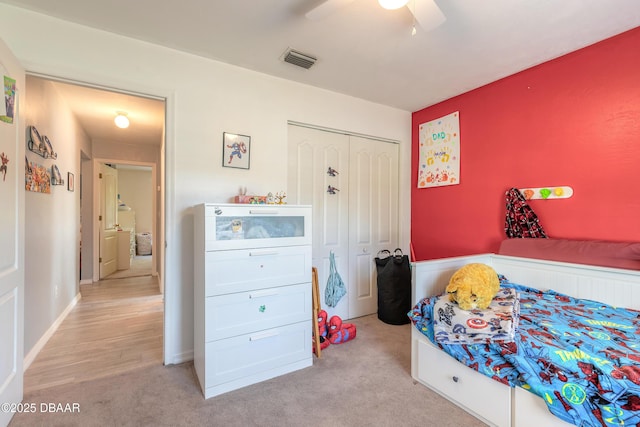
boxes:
[22,75,166,390]
[98,162,156,281]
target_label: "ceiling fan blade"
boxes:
[407,0,446,31]
[305,0,357,20]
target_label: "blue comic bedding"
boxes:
[409,277,640,427]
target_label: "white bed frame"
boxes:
[411,254,640,427]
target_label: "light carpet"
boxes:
[9,314,487,427]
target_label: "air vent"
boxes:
[282,48,317,69]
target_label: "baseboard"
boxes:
[166,350,194,365]
[79,279,93,285]
[24,292,82,370]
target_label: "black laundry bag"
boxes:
[375,248,411,325]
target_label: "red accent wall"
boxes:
[411,27,640,261]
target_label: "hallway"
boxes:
[104,255,153,280]
[23,275,163,393]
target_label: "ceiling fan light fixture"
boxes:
[114,112,129,129]
[378,0,409,10]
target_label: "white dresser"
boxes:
[193,203,313,399]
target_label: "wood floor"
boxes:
[23,274,163,393]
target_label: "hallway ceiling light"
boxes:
[378,0,409,10]
[114,112,130,129]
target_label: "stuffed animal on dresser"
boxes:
[445,263,500,310]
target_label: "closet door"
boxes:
[288,125,350,321]
[348,136,399,318]
[287,124,399,320]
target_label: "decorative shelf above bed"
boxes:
[518,185,573,200]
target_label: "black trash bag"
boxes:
[375,248,411,325]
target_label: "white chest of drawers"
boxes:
[193,203,313,399]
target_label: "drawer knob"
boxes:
[452,376,459,383]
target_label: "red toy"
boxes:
[318,310,328,338]
[313,310,331,354]
[327,315,356,344]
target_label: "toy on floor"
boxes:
[318,309,328,338]
[327,315,356,344]
[313,310,330,354]
[312,310,356,353]
[445,263,500,311]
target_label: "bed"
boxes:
[410,243,640,427]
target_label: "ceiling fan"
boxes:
[305,0,446,33]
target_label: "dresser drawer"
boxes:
[416,338,511,427]
[205,321,311,387]
[205,283,311,341]
[204,204,311,250]
[204,246,312,295]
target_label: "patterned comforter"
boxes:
[409,277,640,427]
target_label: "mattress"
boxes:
[409,277,640,426]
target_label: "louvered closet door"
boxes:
[287,124,399,320]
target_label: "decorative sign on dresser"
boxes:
[193,203,313,398]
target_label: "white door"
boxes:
[0,38,25,427]
[348,135,399,318]
[288,125,351,320]
[287,124,399,320]
[99,163,118,278]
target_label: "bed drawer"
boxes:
[204,246,312,296]
[415,337,511,427]
[205,283,311,341]
[204,321,311,391]
[513,387,573,427]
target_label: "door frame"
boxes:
[92,158,160,283]
[27,71,173,365]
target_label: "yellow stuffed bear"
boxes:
[446,263,500,311]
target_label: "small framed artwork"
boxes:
[67,172,74,192]
[50,164,64,186]
[222,132,250,170]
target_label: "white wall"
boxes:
[80,151,93,282]
[117,168,152,233]
[23,75,89,354]
[0,5,412,364]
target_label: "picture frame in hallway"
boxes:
[222,132,250,170]
[50,164,64,186]
[67,172,74,191]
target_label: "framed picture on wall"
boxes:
[222,132,251,170]
[68,172,74,191]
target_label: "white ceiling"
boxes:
[42,78,165,147]
[7,0,640,145]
